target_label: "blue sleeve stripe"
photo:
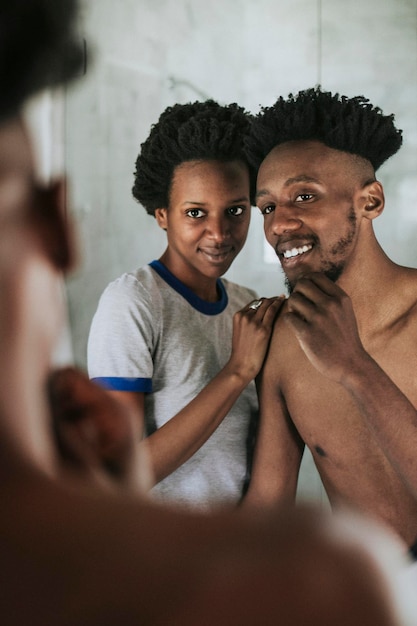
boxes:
[91,377,152,393]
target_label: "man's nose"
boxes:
[268,207,303,237]
[31,178,76,272]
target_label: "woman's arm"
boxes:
[109,296,284,484]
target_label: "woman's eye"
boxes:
[186,208,204,218]
[295,193,314,202]
[227,206,244,216]
[260,204,275,215]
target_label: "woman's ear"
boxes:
[359,181,385,220]
[154,208,168,231]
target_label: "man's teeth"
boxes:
[282,244,312,259]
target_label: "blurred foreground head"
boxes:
[0,0,84,122]
[0,0,85,273]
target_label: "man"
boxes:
[0,4,412,622]
[244,87,417,553]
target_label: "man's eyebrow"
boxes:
[255,175,321,200]
[284,175,320,186]
[255,189,270,201]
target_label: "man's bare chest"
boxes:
[278,322,417,457]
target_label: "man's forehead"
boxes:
[257,140,362,182]
[0,116,34,178]
[262,140,339,165]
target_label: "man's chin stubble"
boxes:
[284,262,344,294]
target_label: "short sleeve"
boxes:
[87,273,156,392]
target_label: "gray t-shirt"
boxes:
[88,260,258,510]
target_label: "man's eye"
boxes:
[260,204,275,215]
[227,206,244,216]
[295,193,314,202]
[186,209,204,218]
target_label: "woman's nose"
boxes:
[207,216,230,241]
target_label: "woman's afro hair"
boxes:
[132,99,256,215]
[245,86,402,172]
[0,0,84,122]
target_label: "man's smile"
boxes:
[281,243,313,260]
[276,240,315,265]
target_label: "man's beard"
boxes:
[283,207,356,294]
[284,262,344,294]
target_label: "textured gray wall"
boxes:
[64,0,417,502]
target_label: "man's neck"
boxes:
[338,241,405,338]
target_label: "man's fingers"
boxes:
[292,272,346,300]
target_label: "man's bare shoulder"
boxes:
[388,266,417,328]
[270,298,289,333]
[399,265,417,288]
[266,300,299,365]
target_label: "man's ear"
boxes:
[154,208,168,231]
[358,180,385,220]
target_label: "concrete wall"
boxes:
[64,0,417,502]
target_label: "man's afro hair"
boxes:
[245,86,402,172]
[133,99,255,215]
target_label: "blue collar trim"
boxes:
[149,260,228,315]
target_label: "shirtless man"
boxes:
[244,87,417,552]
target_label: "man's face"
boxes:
[0,117,36,231]
[0,116,75,365]
[0,116,74,272]
[256,140,364,292]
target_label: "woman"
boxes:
[88,100,282,510]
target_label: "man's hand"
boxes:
[284,273,366,383]
[48,367,152,493]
